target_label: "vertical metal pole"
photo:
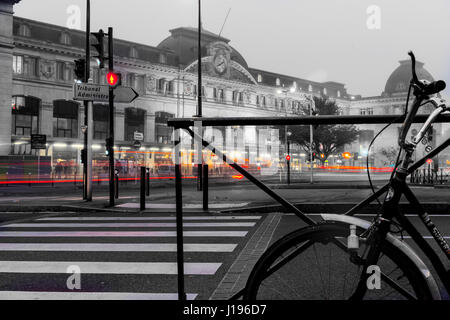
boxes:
[114,169,119,199]
[146,167,150,197]
[37,153,40,182]
[310,103,314,184]
[287,140,291,185]
[83,0,91,200]
[108,27,115,207]
[174,130,186,300]
[140,166,145,211]
[86,99,93,201]
[196,0,203,191]
[203,164,208,211]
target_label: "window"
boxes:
[159,53,167,64]
[276,78,281,86]
[360,108,374,116]
[256,95,260,106]
[11,96,40,136]
[53,100,79,138]
[323,88,327,95]
[25,57,39,77]
[130,47,139,59]
[337,90,341,98]
[155,111,174,145]
[56,62,66,81]
[60,32,71,45]
[127,73,136,88]
[257,74,262,83]
[93,104,109,140]
[308,84,313,92]
[18,24,31,37]
[275,99,278,109]
[13,55,23,74]
[262,96,266,107]
[125,108,145,141]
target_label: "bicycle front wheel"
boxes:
[244,222,433,300]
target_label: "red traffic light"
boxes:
[106,72,120,88]
[286,155,291,161]
[426,159,433,164]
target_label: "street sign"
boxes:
[31,134,46,149]
[134,131,144,141]
[425,145,433,153]
[73,83,139,103]
[133,140,142,149]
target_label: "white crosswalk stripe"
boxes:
[0,214,261,300]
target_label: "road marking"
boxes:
[0,243,237,252]
[4,222,256,228]
[116,203,250,209]
[0,261,221,275]
[0,231,248,237]
[0,291,197,300]
[37,216,261,221]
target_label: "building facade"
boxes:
[0,1,447,181]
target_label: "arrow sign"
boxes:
[73,83,139,103]
[114,86,139,103]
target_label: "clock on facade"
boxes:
[213,54,228,75]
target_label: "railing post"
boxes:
[115,169,119,199]
[140,166,146,211]
[203,164,208,211]
[174,128,186,301]
[146,167,150,197]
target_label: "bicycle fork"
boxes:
[349,176,405,300]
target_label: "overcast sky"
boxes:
[14,0,450,98]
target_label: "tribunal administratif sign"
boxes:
[73,83,139,103]
[73,83,109,101]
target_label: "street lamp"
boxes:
[286,130,292,184]
[276,86,295,184]
[305,95,316,184]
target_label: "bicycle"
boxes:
[243,52,449,300]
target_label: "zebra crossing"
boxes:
[0,213,262,300]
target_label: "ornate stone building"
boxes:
[0,1,447,179]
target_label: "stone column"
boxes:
[40,103,53,137]
[145,112,156,144]
[0,1,20,155]
[115,108,125,142]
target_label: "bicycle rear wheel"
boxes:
[244,222,433,300]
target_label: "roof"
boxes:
[384,59,434,95]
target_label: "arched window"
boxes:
[257,74,263,83]
[125,108,145,141]
[53,100,79,138]
[155,111,174,145]
[11,96,40,136]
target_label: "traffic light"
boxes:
[106,137,113,150]
[106,72,121,88]
[74,58,86,81]
[80,149,87,164]
[91,29,108,69]
[354,152,359,161]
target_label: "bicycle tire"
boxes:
[244,222,433,300]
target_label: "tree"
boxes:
[379,146,398,166]
[280,96,360,165]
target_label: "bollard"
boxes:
[5,172,8,187]
[115,169,119,199]
[146,167,150,197]
[203,164,208,211]
[140,167,146,211]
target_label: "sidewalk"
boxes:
[0,180,449,216]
